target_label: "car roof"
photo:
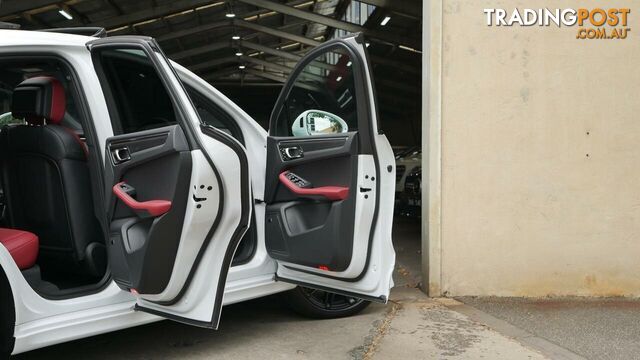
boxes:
[0,30,93,47]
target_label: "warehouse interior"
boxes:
[0,0,422,145]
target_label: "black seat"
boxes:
[0,76,105,277]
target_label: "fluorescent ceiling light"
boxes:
[239,65,246,69]
[235,52,243,56]
[336,76,343,82]
[399,45,422,54]
[380,16,391,26]
[346,61,352,67]
[225,13,236,18]
[58,9,73,20]
[232,35,241,40]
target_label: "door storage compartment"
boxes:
[265,200,354,271]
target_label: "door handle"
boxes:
[111,147,131,165]
[281,146,304,160]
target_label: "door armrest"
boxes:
[279,172,349,201]
[113,182,172,217]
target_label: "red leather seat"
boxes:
[0,228,38,270]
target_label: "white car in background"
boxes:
[0,27,396,356]
[395,148,421,194]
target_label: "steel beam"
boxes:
[239,40,302,62]
[189,56,239,73]
[171,41,230,61]
[157,20,230,42]
[244,68,287,83]
[153,0,314,42]
[241,55,292,74]
[235,0,420,49]
[202,67,242,82]
[234,19,321,47]
[90,0,219,30]
[20,13,51,28]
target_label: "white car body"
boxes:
[0,30,395,355]
[395,151,421,193]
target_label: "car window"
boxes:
[273,47,357,137]
[93,48,177,134]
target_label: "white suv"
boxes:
[0,28,395,356]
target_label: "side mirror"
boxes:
[292,110,348,137]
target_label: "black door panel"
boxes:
[105,125,192,294]
[265,133,358,271]
[265,134,357,203]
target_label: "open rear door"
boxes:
[265,35,396,302]
[88,37,251,328]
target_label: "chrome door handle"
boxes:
[112,147,131,165]
[282,146,304,160]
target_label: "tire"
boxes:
[283,286,370,319]
[0,269,15,358]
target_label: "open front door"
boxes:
[89,37,251,328]
[265,35,396,302]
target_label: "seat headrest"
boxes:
[11,76,66,125]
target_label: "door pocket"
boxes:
[265,200,352,272]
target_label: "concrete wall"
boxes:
[430,0,640,296]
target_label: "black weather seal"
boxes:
[41,27,107,38]
[146,124,251,330]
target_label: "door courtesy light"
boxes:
[318,265,329,271]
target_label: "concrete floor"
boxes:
[13,217,550,359]
[459,297,640,360]
[15,216,640,360]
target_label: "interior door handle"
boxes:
[112,182,171,218]
[111,147,131,165]
[281,146,304,160]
